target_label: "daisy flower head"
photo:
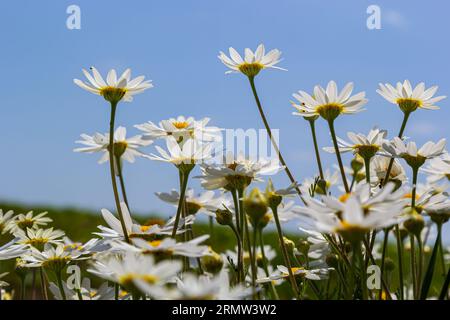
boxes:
[0,209,14,235]
[292,81,367,122]
[218,44,286,77]
[257,265,332,284]
[88,252,181,296]
[146,136,212,172]
[300,169,339,196]
[371,155,407,187]
[377,80,446,113]
[421,152,450,184]
[74,126,151,165]
[74,67,153,103]
[382,137,446,169]
[0,240,28,261]
[7,211,52,233]
[135,116,222,145]
[15,227,65,250]
[323,127,387,160]
[22,244,83,272]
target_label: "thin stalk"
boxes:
[411,167,419,209]
[171,170,190,238]
[383,111,411,186]
[410,235,417,299]
[421,223,443,299]
[417,236,424,295]
[243,210,257,298]
[108,102,130,243]
[364,157,371,185]
[231,189,241,236]
[258,228,279,300]
[379,229,389,300]
[439,267,450,300]
[31,269,37,300]
[40,268,48,300]
[395,225,405,300]
[248,76,304,201]
[308,120,324,180]
[114,283,119,300]
[20,276,26,300]
[272,205,300,296]
[208,216,214,242]
[327,120,349,192]
[115,155,130,209]
[353,241,367,300]
[230,223,243,283]
[56,270,66,300]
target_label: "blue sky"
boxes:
[0,0,449,232]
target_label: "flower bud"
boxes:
[201,249,224,274]
[403,210,424,238]
[325,253,339,268]
[283,236,295,254]
[215,209,233,226]
[243,188,268,225]
[296,239,310,256]
[384,258,396,272]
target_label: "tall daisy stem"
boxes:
[364,157,371,185]
[383,111,411,186]
[258,228,279,300]
[171,170,190,238]
[115,155,130,209]
[327,119,349,192]
[308,120,324,180]
[272,205,300,296]
[395,225,405,299]
[108,102,130,243]
[56,270,66,301]
[248,76,303,200]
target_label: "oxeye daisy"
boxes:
[300,169,339,196]
[377,80,446,113]
[88,253,181,297]
[0,209,14,235]
[218,44,285,77]
[15,228,65,250]
[74,67,153,103]
[292,81,367,122]
[22,244,83,271]
[7,211,52,232]
[371,155,407,188]
[0,240,28,260]
[135,116,222,144]
[74,126,151,165]
[421,152,450,184]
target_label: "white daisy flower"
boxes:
[96,201,193,241]
[323,127,387,159]
[88,252,181,295]
[421,152,450,184]
[0,209,14,235]
[257,265,332,283]
[112,234,210,258]
[300,169,339,196]
[15,227,65,249]
[49,278,115,301]
[135,116,222,144]
[22,244,84,271]
[74,126,151,165]
[0,240,28,260]
[377,80,446,113]
[6,211,52,233]
[292,81,367,121]
[382,137,446,168]
[370,155,407,186]
[137,271,251,300]
[197,152,283,191]
[218,44,286,77]
[156,188,229,217]
[74,67,153,102]
[146,136,212,167]
[299,228,330,260]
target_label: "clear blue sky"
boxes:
[0,1,449,226]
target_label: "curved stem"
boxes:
[108,102,130,243]
[272,205,300,296]
[115,155,130,209]
[327,120,349,192]
[242,204,257,298]
[383,111,411,186]
[308,120,324,180]
[171,170,190,238]
[248,76,304,202]
[395,225,405,299]
[230,223,243,283]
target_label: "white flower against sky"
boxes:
[218,44,285,77]
[74,126,151,164]
[377,80,446,112]
[74,67,153,102]
[300,169,339,195]
[370,155,407,186]
[135,116,222,144]
[292,81,367,121]
[146,136,212,166]
[97,202,193,241]
[421,152,450,184]
[323,127,387,159]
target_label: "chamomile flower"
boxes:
[257,265,332,283]
[421,153,450,184]
[112,235,210,258]
[298,228,330,260]
[74,126,151,164]
[0,209,14,235]
[218,44,286,77]
[88,253,181,295]
[292,81,367,121]
[6,211,52,232]
[323,127,387,160]
[97,202,193,241]
[370,155,407,187]
[22,244,84,272]
[300,169,339,196]
[49,279,115,301]
[197,152,283,191]
[382,137,446,169]
[155,188,226,216]
[0,240,28,260]
[377,80,446,113]
[74,67,153,103]
[15,227,65,250]
[146,136,212,168]
[135,116,222,144]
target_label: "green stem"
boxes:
[248,76,304,201]
[258,228,279,300]
[383,111,410,186]
[420,223,442,299]
[40,268,48,300]
[364,157,371,185]
[410,235,417,299]
[230,223,243,283]
[272,205,300,296]
[439,267,450,300]
[411,167,419,209]
[20,276,26,300]
[417,236,424,295]
[231,189,241,236]
[309,120,324,180]
[242,207,257,298]
[171,170,190,238]
[327,119,349,192]
[379,229,389,300]
[115,155,130,209]
[56,270,66,300]
[395,225,405,299]
[108,102,130,243]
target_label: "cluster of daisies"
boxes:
[0,44,449,301]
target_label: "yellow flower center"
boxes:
[172,121,189,129]
[112,141,128,158]
[396,98,422,113]
[119,273,158,286]
[100,87,127,103]
[316,103,344,121]
[17,219,35,229]
[354,144,380,159]
[238,62,264,77]
[339,193,351,203]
